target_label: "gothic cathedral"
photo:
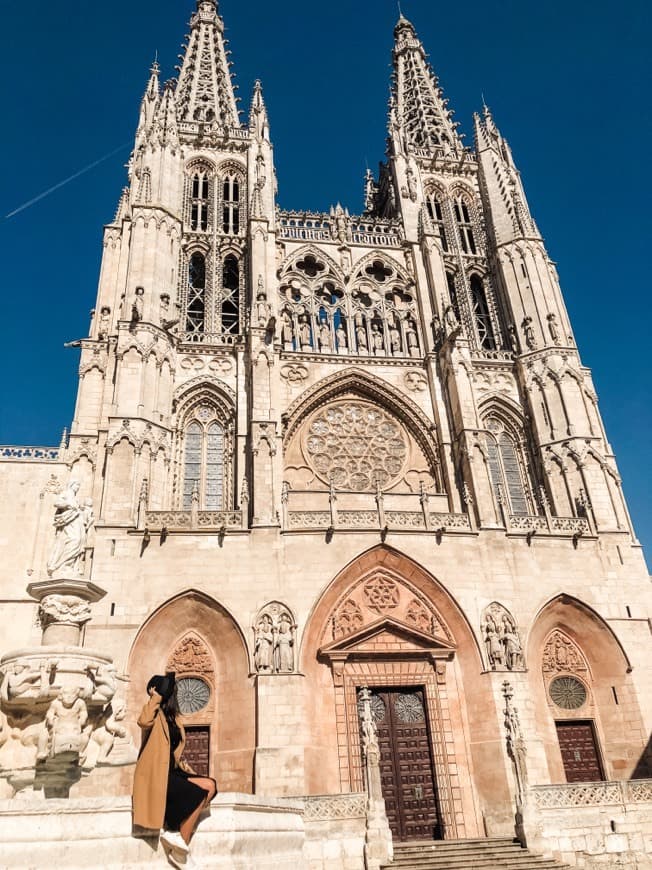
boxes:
[1,2,650,868]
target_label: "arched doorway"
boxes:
[127,590,255,793]
[301,546,504,842]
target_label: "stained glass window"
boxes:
[182,414,225,510]
[486,418,529,516]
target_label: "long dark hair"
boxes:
[160,688,178,728]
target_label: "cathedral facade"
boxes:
[1,2,651,868]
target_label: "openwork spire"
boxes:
[175,0,239,128]
[391,16,462,156]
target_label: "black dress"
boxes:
[163,718,216,832]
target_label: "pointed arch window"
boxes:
[485,417,530,516]
[446,273,460,320]
[426,193,449,252]
[454,196,477,255]
[186,253,207,334]
[222,174,240,235]
[221,255,240,334]
[470,275,496,350]
[190,170,211,231]
[182,414,226,510]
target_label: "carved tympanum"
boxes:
[363,573,400,613]
[542,630,588,675]
[167,633,213,679]
[333,599,364,639]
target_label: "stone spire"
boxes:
[175,0,239,128]
[390,15,462,156]
[475,105,540,242]
[249,79,270,142]
[135,60,161,150]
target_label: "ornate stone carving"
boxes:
[542,630,588,675]
[280,363,309,383]
[303,793,367,821]
[363,574,400,614]
[333,598,364,639]
[303,400,408,492]
[405,598,433,634]
[253,602,297,674]
[85,697,138,767]
[46,481,94,578]
[1,660,55,703]
[503,681,528,808]
[39,595,93,630]
[404,371,428,392]
[482,602,525,671]
[167,632,213,679]
[37,687,91,762]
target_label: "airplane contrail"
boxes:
[4,141,131,220]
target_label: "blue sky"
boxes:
[0,0,649,563]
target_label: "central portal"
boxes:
[368,687,441,842]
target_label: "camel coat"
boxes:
[132,695,188,830]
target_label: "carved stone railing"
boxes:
[0,446,61,461]
[179,332,244,347]
[508,515,590,537]
[144,510,243,531]
[532,780,652,809]
[276,210,403,247]
[302,793,367,821]
[287,509,471,533]
[349,221,403,247]
[277,212,332,242]
[471,349,515,363]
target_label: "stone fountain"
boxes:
[0,481,136,797]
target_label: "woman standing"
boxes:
[132,674,217,868]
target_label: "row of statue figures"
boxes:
[279,308,421,357]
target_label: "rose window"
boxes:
[549,676,587,710]
[303,401,408,491]
[176,677,211,715]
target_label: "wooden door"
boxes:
[365,688,441,842]
[181,725,210,777]
[556,720,604,783]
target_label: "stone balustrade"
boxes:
[532,779,652,809]
[144,510,244,532]
[0,446,60,461]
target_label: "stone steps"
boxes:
[381,838,573,870]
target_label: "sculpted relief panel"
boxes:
[482,602,525,672]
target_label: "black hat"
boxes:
[146,672,176,701]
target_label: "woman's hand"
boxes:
[148,688,163,702]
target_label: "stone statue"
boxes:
[503,682,528,807]
[371,323,384,354]
[131,286,144,323]
[508,323,519,354]
[484,618,504,669]
[405,317,418,354]
[274,613,295,673]
[47,482,92,578]
[522,317,536,350]
[319,322,331,351]
[355,319,368,351]
[298,315,312,350]
[98,306,111,340]
[335,322,348,351]
[389,325,401,355]
[502,620,524,670]
[1,660,54,702]
[254,615,274,672]
[87,663,117,704]
[547,312,561,345]
[281,310,294,347]
[87,698,136,766]
[38,687,90,761]
[256,288,271,328]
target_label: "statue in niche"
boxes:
[37,686,91,761]
[371,323,384,354]
[405,316,419,355]
[281,310,294,348]
[335,321,348,351]
[547,313,561,345]
[355,316,368,351]
[319,322,331,351]
[47,482,92,578]
[443,303,459,336]
[256,280,271,328]
[298,315,312,350]
[388,316,402,355]
[508,323,520,355]
[483,604,525,671]
[254,614,274,672]
[1,660,55,702]
[98,306,111,340]
[274,612,295,673]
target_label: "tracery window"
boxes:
[470,275,496,350]
[426,192,449,252]
[454,195,477,255]
[222,173,241,235]
[278,252,420,359]
[446,273,460,320]
[221,255,240,334]
[186,253,207,334]
[189,170,211,232]
[182,408,226,510]
[485,417,531,516]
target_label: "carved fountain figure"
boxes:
[0,481,136,796]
